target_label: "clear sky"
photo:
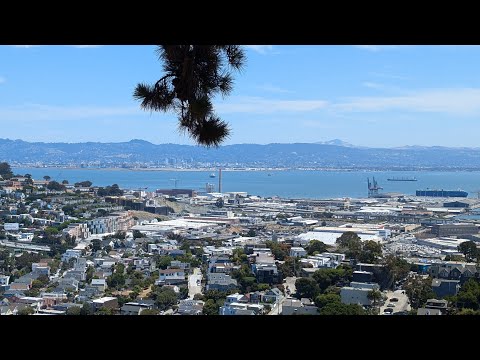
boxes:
[1,45,480,148]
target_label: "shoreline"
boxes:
[11,166,480,173]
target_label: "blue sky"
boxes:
[1,45,480,147]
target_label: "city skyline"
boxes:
[2,45,480,147]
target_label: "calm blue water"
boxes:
[12,168,480,199]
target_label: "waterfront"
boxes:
[13,167,480,199]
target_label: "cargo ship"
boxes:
[416,189,468,197]
[387,177,417,181]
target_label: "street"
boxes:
[188,267,203,299]
[380,289,411,315]
[268,276,297,315]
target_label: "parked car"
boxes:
[383,308,394,314]
[387,303,396,308]
[390,297,399,302]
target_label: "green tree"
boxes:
[278,256,299,278]
[307,240,327,255]
[312,267,352,293]
[62,180,69,185]
[336,231,362,260]
[133,45,246,147]
[455,278,480,310]
[319,302,366,315]
[358,240,383,263]
[107,269,126,290]
[155,255,173,270]
[403,275,435,309]
[91,239,102,252]
[247,229,256,237]
[458,241,478,262]
[132,230,146,239]
[367,289,383,310]
[295,278,320,299]
[96,307,114,315]
[80,303,95,315]
[17,306,35,315]
[314,293,342,309]
[74,180,92,187]
[43,175,51,182]
[0,162,13,179]
[384,255,411,287]
[140,309,160,315]
[47,181,66,191]
[203,299,219,315]
[66,306,82,315]
[151,287,177,310]
[265,241,289,261]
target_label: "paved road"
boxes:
[188,267,203,299]
[268,276,297,315]
[268,299,283,315]
[380,289,411,315]
[284,276,297,296]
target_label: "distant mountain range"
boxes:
[2,138,480,170]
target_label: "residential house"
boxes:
[432,279,460,298]
[425,299,449,314]
[352,271,374,283]
[90,279,107,292]
[300,255,338,269]
[0,275,10,288]
[281,299,318,315]
[32,263,50,277]
[62,249,82,262]
[41,292,68,307]
[91,297,118,311]
[52,303,82,312]
[78,286,101,300]
[177,299,205,315]
[219,302,264,315]
[290,247,307,258]
[156,268,186,285]
[254,265,281,285]
[169,260,190,273]
[64,269,86,282]
[0,305,18,315]
[2,289,26,298]
[15,296,43,312]
[340,282,380,306]
[225,293,249,305]
[417,308,442,315]
[9,282,31,292]
[248,291,263,304]
[206,273,238,292]
[262,288,283,304]
[120,300,155,315]
[57,278,79,292]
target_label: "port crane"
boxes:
[170,178,179,188]
[367,177,383,197]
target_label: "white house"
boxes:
[340,282,380,306]
[290,247,307,257]
[156,269,186,285]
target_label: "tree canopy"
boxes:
[134,45,246,147]
[0,162,13,179]
[458,241,478,262]
[307,240,328,255]
[97,184,123,196]
[403,275,435,309]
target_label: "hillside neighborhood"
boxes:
[1,161,480,316]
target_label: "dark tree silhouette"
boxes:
[134,45,245,147]
[0,162,13,179]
